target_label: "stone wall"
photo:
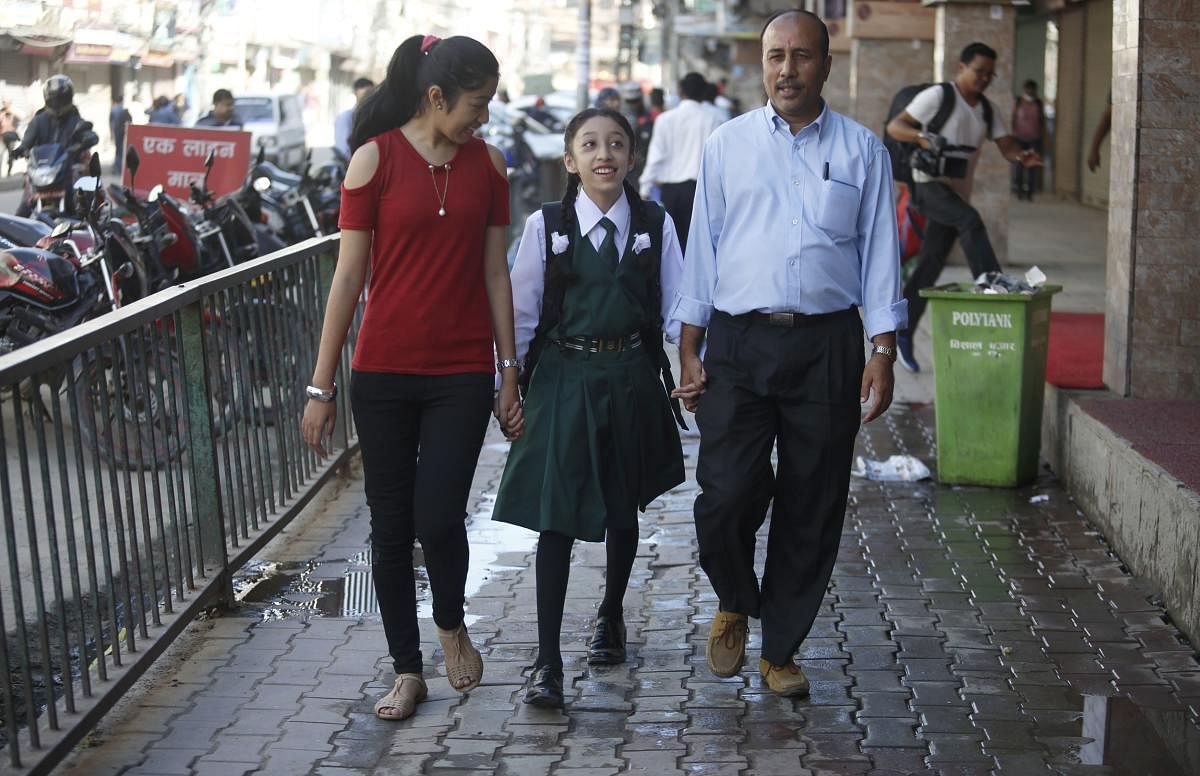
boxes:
[1106,0,1200,399]
[850,38,935,140]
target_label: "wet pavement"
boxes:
[60,403,1200,776]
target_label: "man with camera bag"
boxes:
[885,41,1041,372]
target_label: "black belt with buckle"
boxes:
[558,332,643,353]
[739,308,857,328]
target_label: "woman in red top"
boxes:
[301,34,522,722]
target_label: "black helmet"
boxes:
[43,75,75,116]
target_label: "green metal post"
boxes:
[179,301,231,604]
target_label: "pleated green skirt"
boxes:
[492,345,685,542]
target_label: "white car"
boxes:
[235,94,307,170]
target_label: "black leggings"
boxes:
[534,526,639,670]
[351,370,494,675]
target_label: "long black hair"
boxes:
[350,35,499,152]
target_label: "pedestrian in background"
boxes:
[148,95,181,125]
[301,33,520,722]
[109,93,132,173]
[671,9,905,697]
[195,88,243,128]
[495,107,686,709]
[333,77,375,163]
[648,88,665,122]
[885,41,1041,372]
[0,99,21,176]
[639,72,723,253]
[595,87,621,111]
[1011,79,1046,200]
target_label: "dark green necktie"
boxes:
[598,217,617,265]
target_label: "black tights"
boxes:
[533,526,639,670]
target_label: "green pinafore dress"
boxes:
[492,216,685,542]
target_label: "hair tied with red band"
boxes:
[421,35,441,54]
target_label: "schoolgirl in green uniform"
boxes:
[494,108,687,708]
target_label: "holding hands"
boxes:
[495,376,525,441]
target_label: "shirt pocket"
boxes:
[815,178,860,240]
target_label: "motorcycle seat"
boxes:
[0,214,52,247]
[256,161,303,188]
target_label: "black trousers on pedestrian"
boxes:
[903,181,1002,335]
[659,180,697,255]
[693,309,863,666]
[350,370,494,675]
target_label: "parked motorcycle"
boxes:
[188,149,259,270]
[105,145,182,291]
[0,153,148,355]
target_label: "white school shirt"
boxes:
[509,188,685,364]
[639,99,725,197]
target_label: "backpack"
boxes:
[895,184,927,267]
[521,201,687,430]
[883,82,993,186]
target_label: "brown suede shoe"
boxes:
[759,658,810,697]
[706,611,748,678]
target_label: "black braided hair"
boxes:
[542,173,581,328]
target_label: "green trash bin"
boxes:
[918,282,1061,487]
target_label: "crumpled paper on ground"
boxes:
[973,265,1048,295]
[852,455,932,482]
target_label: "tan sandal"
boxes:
[373,673,427,720]
[436,622,484,692]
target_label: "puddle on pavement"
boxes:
[1066,694,1198,774]
[235,492,535,625]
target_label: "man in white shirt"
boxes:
[639,72,724,252]
[885,41,1041,372]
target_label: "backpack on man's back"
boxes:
[882,82,993,187]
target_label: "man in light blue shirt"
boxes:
[333,78,374,163]
[670,9,906,697]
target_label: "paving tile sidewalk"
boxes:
[62,405,1200,776]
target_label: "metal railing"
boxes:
[0,234,359,775]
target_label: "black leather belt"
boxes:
[736,308,857,327]
[558,332,642,352]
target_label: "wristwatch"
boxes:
[496,358,521,371]
[305,383,337,402]
[871,344,897,362]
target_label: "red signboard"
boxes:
[123,124,251,201]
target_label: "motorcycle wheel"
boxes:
[72,338,186,470]
[72,321,244,470]
[214,197,259,264]
[226,295,303,426]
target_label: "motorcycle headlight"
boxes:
[0,252,23,289]
[31,166,58,187]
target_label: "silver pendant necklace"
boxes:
[428,163,451,216]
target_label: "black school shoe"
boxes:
[523,664,564,708]
[587,615,627,665]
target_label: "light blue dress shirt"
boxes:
[333,108,353,160]
[670,101,907,339]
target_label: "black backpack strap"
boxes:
[928,81,994,140]
[519,202,563,398]
[639,202,688,431]
[927,82,956,136]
